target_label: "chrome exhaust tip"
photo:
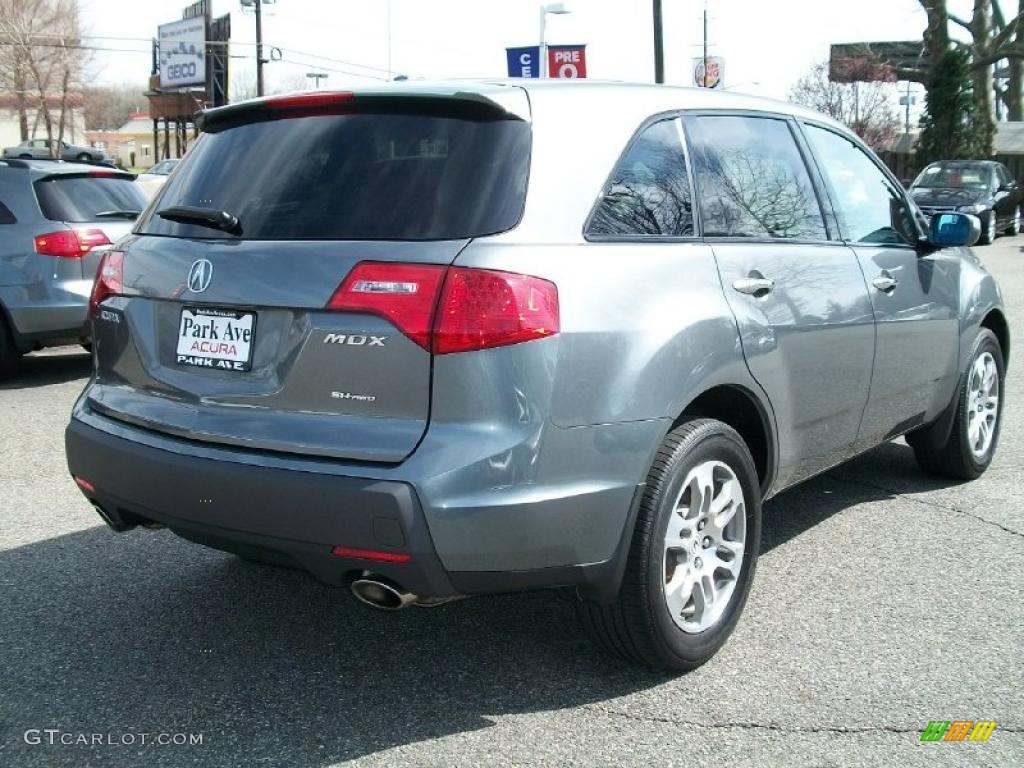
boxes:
[350,577,418,611]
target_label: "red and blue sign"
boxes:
[547,45,587,78]
[506,44,587,78]
[507,46,540,78]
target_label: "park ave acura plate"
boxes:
[175,307,256,371]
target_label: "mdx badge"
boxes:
[323,333,387,346]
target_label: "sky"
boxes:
[78,0,980,112]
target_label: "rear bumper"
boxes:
[65,418,459,598]
[65,417,642,601]
[1,280,91,343]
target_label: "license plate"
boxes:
[176,307,256,372]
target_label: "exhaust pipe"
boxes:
[93,503,137,533]
[350,577,418,611]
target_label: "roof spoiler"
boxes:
[196,89,527,133]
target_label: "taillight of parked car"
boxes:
[34,229,111,259]
[89,250,124,318]
[327,262,559,354]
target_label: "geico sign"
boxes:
[167,62,197,81]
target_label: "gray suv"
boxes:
[65,82,1008,671]
[1,160,146,372]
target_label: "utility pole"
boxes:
[653,0,664,83]
[703,5,708,66]
[306,72,328,88]
[905,82,911,133]
[254,0,265,97]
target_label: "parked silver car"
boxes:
[65,82,1008,671]
[0,159,146,371]
[3,138,110,164]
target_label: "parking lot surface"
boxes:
[1,240,1022,768]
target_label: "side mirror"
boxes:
[998,182,1016,192]
[929,212,980,248]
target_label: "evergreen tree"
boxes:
[917,48,991,166]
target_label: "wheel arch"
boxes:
[981,308,1010,366]
[673,383,776,497]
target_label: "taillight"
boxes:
[326,262,559,354]
[434,267,559,354]
[34,228,111,259]
[89,250,124,317]
[327,262,447,349]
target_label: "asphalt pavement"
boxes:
[1,239,1022,767]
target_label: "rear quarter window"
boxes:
[0,201,15,224]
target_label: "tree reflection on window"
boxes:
[688,116,827,241]
[588,119,694,237]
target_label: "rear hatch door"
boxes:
[88,87,531,462]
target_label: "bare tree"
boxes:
[0,0,86,150]
[789,63,901,150]
[83,83,147,130]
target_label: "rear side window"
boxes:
[587,118,694,237]
[0,201,15,224]
[35,177,147,223]
[686,115,827,240]
[141,111,531,241]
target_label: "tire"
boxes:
[76,153,91,163]
[979,211,997,244]
[913,329,1004,480]
[1006,208,1020,236]
[576,419,761,671]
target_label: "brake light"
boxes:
[89,250,124,317]
[434,268,559,354]
[34,228,111,258]
[327,262,447,349]
[266,91,355,110]
[326,262,559,354]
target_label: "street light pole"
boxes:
[539,3,571,79]
[653,0,664,83]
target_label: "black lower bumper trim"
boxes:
[65,418,457,598]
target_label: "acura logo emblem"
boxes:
[187,259,213,293]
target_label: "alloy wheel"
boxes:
[663,460,746,633]
[966,351,999,459]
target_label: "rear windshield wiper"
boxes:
[158,205,242,235]
[94,209,142,219]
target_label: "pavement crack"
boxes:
[591,706,1024,736]
[832,474,1024,540]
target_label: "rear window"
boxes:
[140,111,531,241]
[35,176,147,223]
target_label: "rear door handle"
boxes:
[732,276,775,296]
[872,273,898,292]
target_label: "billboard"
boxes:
[159,17,207,89]
[693,56,724,89]
[548,45,586,78]
[829,42,924,83]
[507,46,540,78]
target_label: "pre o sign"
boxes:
[548,45,587,78]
